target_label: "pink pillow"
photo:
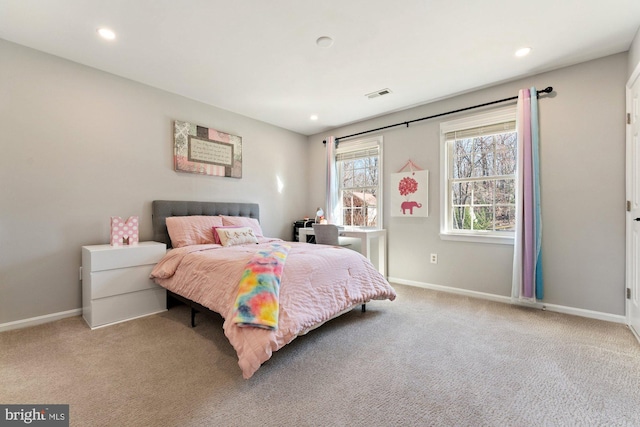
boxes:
[220,216,264,237]
[212,226,244,245]
[166,216,224,248]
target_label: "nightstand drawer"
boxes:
[83,242,166,272]
[90,265,159,299]
[89,288,166,328]
[81,241,167,328]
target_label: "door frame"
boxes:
[626,60,640,342]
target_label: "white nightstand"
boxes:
[81,241,167,329]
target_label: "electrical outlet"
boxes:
[430,253,438,264]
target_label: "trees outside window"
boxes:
[451,132,517,232]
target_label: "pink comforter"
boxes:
[150,240,396,379]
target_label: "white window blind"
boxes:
[336,147,379,162]
[444,121,516,141]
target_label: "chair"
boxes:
[312,224,349,246]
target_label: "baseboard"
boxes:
[1,281,627,333]
[388,277,627,325]
[0,308,82,333]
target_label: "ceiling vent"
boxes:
[366,88,392,99]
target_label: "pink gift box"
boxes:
[110,216,139,246]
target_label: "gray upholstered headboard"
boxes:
[152,200,260,248]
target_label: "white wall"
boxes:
[628,26,640,79]
[308,53,628,316]
[0,39,309,324]
[1,37,632,325]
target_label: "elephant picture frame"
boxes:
[391,170,428,217]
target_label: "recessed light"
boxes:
[97,28,116,40]
[316,36,334,48]
[515,47,531,57]
[310,114,319,121]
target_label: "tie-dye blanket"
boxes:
[231,243,291,330]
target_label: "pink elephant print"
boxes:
[401,201,422,215]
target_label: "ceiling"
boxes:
[1,1,639,136]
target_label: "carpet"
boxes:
[1,284,639,426]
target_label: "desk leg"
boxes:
[361,235,370,259]
[378,234,386,277]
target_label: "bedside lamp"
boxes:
[315,208,324,224]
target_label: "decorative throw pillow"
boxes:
[166,215,224,248]
[217,227,259,247]
[220,216,264,237]
[212,226,244,245]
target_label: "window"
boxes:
[440,107,517,244]
[335,137,383,228]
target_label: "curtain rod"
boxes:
[323,86,553,144]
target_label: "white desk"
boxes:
[298,227,387,276]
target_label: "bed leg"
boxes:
[361,303,366,313]
[191,307,197,327]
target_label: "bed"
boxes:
[150,200,396,379]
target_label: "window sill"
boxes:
[439,232,514,245]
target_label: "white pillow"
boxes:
[217,227,259,247]
[220,215,264,237]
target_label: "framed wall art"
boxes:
[174,120,242,178]
[391,160,428,217]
